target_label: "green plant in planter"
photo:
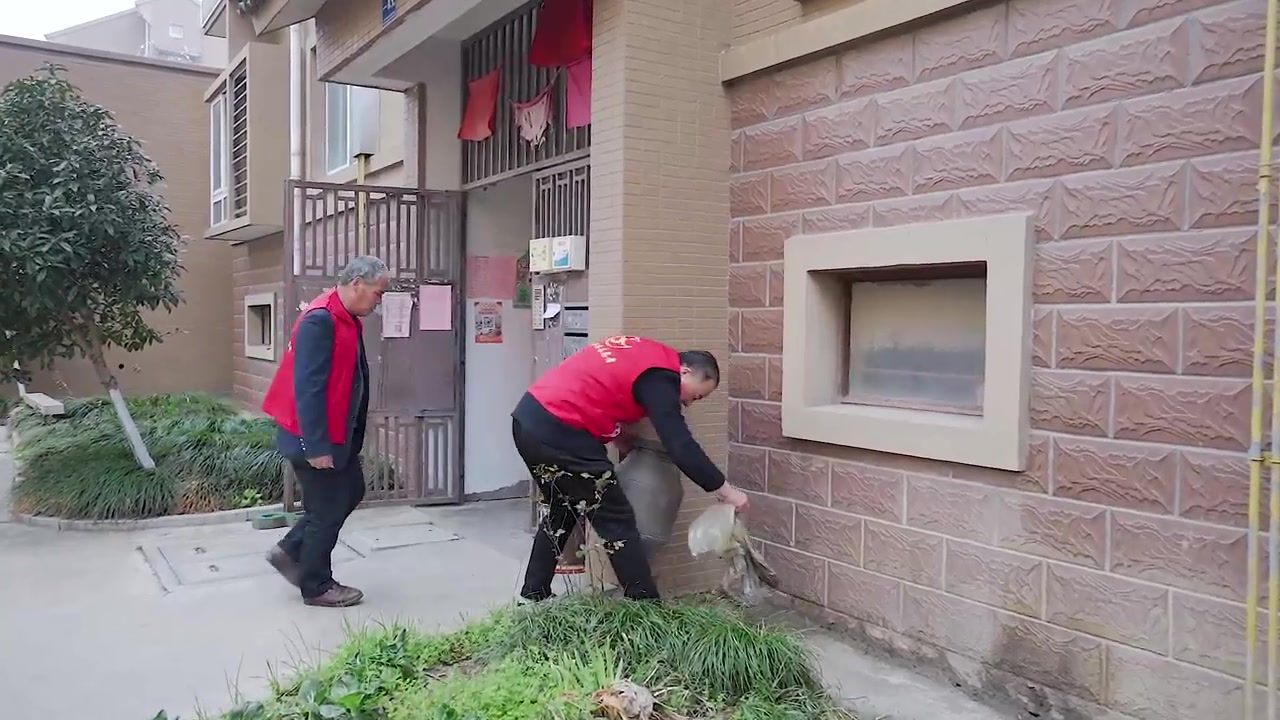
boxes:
[190,596,851,720]
[237,488,265,509]
[11,393,284,520]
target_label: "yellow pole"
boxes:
[356,153,370,255]
[1251,4,1280,718]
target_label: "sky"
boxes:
[0,1,138,40]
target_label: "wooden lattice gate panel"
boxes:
[284,180,465,506]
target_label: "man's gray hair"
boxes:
[337,255,389,286]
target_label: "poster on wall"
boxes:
[513,251,532,308]
[380,292,413,338]
[474,301,504,344]
[467,255,518,299]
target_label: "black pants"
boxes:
[513,418,659,601]
[278,457,366,598]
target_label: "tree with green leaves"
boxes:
[0,65,186,469]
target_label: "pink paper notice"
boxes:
[418,284,453,331]
[466,255,518,299]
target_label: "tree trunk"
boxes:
[84,334,155,470]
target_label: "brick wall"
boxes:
[232,236,284,408]
[589,0,732,594]
[728,0,1271,717]
[314,0,428,79]
[0,37,234,399]
[733,0,803,41]
[732,0,853,42]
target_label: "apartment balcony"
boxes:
[201,0,228,38]
[232,0,330,35]
[204,41,290,243]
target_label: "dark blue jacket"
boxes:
[276,309,370,470]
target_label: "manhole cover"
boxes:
[340,523,457,555]
[156,535,285,563]
[166,545,362,585]
[141,535,362,591]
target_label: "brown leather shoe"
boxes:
[304,584,364,608]
[266,546,301,587]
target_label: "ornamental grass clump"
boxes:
[190,595,852,720]
[11,393,283,520]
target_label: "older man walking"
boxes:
[260,255,389,607]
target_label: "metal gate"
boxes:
[283,180,465,506]
[461,0,590,188]
[533,159,590,238]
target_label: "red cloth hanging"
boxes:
[458,68,501,142]
[565,54,591,128]
[528,0,592,69]
[513,83,555,147]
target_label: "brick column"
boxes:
[587,0,732,595]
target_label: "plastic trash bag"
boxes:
[688,504,779,605]
[688,503,736,556]
[616,441,684,560]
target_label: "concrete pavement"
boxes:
[0,426,1008,720]
[0,426,534,719]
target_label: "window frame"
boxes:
[325,83,381,176]
[243,292,277,362]
[325,83,352,174]
[781,213,1034,471]
[209,91,229,226]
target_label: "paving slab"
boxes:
[0,429,1011,720]
[807,629,1009,720]
[340,522,457,555]
[0,462,529,720]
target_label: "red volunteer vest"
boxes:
[529,335,681,441]
[261,289,362,445]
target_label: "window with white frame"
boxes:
[325,83,380,174]
[209,92,229,226]
[782,214,1034,472]
[244,292,277,361]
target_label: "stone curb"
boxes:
[6,428,286,532]
[11,503,286,532]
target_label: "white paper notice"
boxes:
[543,302,562,320]
[381,292,412,338]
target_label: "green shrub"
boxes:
[475,594,830,717]
[197,596,851,720]
[10,393,284,519]
[387,645,619,720]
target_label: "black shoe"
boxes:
[304,584,364,608]
[266,546,301,588]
